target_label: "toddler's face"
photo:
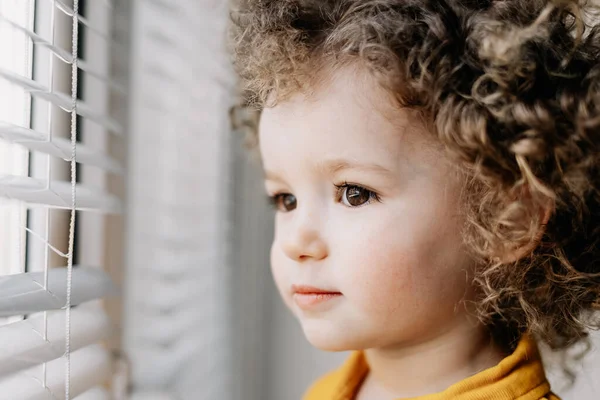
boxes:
[259,67,477,351]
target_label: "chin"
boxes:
[300,318,366,352]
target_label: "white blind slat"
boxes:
[139,277,210,311]
[0,345,111,400]
[0,0,122,398]
[0,14,126,95]
[0,122,123,174]
[0,68,123,135]
[54,0,111,45]
[129,334,209,388]
[78,58,125,94]
[0,267,117,317]
[135,306,204,344]
[52,2,128,67]
[0,174,122,213]
[0,304,111,377]
[139,261,215,278]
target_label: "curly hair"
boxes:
[230,0,600,355]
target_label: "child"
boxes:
[230,0,600,399]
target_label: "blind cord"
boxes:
[66,0,79,398]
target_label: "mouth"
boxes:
[291,285,343,310]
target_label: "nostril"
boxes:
[280,215,328,261]
[282,237,328,262]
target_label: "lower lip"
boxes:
[293,293,342,309]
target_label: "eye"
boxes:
[337,184,380,207]
[269,193,297,212]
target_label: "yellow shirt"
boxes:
[303,335,560,400]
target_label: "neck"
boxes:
[360,323,505,399]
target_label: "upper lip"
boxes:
[292,285,341,294]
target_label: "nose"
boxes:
[280,208,328,262]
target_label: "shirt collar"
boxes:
[333,335,553,400]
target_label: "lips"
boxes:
[291,285,342,310]
[292,285,341,295]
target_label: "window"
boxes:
[0,0,125,398]
[0,0,32,281]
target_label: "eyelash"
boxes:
[335,181,381,206]
[267,182,381,212]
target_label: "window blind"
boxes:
[123,0,235,399]
[0,0,123,399]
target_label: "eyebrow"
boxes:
[263,157,393,182]
[316,158,393,176]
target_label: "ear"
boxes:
[499,195,554,264]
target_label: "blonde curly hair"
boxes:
[230,0,600,354]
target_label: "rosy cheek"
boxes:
[345,242,418,316]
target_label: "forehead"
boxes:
[258,66,442,169]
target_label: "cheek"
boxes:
[337,203,469,319]
[340,226,419,317]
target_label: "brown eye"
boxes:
[271,193,297,212]
[340,185,375,207]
